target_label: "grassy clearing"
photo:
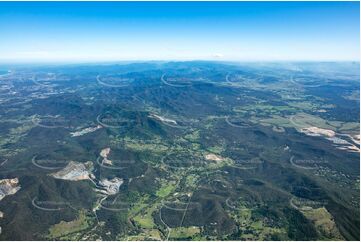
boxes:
[338,122,359,132]
[122,137,168,153]
[133,204,158,229]
[128,195,151,217]
[169,226,201,239]
[133,207,155,229]
[228,204,288,240]
[302,207,343,240]
[185,174,198,188]
[291,113,359,134]
[256,115,294,128]
[239,218,287,240]
[291,113,335,130]
[234,104,297,115]
[126,229,162,241]
[132,181,176,229]
[288,101,317,111]
[184,130,200,142]
[0,119,36,156]
[48,210,90,239]
[156,182,176,198]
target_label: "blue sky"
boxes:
[0,1,359,62]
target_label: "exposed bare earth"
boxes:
[204,153,224,162]
[70,125,102,137]
[0,178,21,233]
[100,148,112,165]
[148,113,177,125]
[99,178,123,195]
[0,178,21,201]
[51,161,92,181]
[301,127,360,153]
[300,127,335,137]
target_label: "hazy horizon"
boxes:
[0,1,359,62]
